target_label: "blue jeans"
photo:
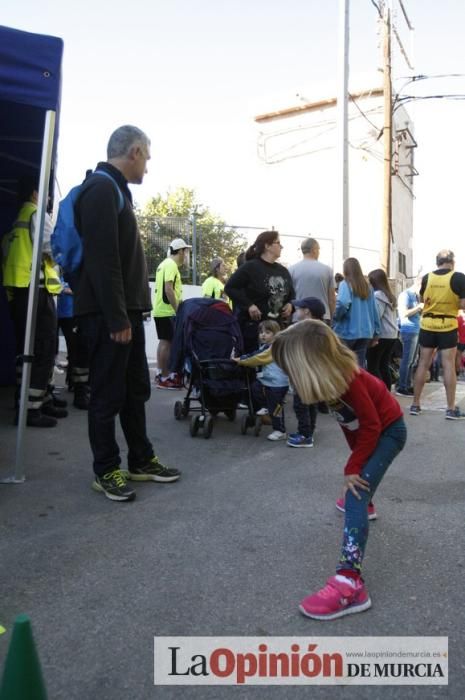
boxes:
[398,332,419,390]
[342,338,370,368]
[336,417,407,576]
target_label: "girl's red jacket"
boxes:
[329,369,403,475]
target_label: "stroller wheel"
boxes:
[174,401,184,420]
[254,417,262,436]
[190,415,201,437]
[240,414,249,435]
[203,415,214,439]
[225,409,236,422]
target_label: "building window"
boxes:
[398,252,407,276]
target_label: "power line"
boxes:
[349,93,382,133]
[393,93,465,114]
[397,0,414,30]
[369,0,382,18]
[395,73,465,81]
[392,22,414,71]
[392,74,465,112]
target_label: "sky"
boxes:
[3,0,465,272]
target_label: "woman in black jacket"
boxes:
[225,230,294,352]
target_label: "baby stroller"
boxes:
[169,298,254,438]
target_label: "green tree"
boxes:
[137,187,247,282]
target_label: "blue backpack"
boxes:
[51,169,125,275]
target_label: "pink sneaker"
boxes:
[299,576,372,620]
[335,497,378,521]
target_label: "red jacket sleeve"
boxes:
[341,378,383,475]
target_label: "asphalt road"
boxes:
[0,377,464,699]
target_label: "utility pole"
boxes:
[337,0,350,265]
[381,0,392,275]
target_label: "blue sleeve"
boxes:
[333,281,351,321]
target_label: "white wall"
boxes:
[254,95,415,279]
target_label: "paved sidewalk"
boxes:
[0,378,464,699]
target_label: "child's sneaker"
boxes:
[287,433,314,448]
[256,408,269,416]
[409,404,421,416]
[299,575,372,620]
[335,498,378,521]
[267,430,287,441]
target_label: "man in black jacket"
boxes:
[75,125,181,501]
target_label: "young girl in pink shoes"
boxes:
[272,320,407,620]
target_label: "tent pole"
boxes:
[1,110,56,484]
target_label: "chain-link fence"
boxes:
[137,215,270,284]
[137,216,194,281]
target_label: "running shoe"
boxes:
[157,377,182,390]
[287,433,314,448]
[299,576,371,620]
[267,430,287,441]
[445,407,465,420]
[128,456,181,482]
[92,469,136,502]
[409,404,421,416]
[395,387,414,397]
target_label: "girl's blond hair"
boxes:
[271,320,359,403]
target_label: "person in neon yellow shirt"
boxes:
[152,238,191,389]
[201,257,229,302]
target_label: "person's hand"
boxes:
[248,304,262,321]
[343,474,371,500]
[281,303,293,319]
[232,357,241,363]
[369,338,379,348]
[63,287,73,295]
[110,326,132,344]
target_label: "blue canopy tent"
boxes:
[0,25,63,482]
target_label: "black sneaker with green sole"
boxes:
[92,469,136,501]
[128,457,181,483]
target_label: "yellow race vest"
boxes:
[421,271,458,332]
[2,202,62,294]
[2,201,36,288]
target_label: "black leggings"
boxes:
[366,338,397,390]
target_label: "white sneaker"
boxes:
[267,430,287,441]
[256,408,269,416]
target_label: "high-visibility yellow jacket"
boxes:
[2,201,62,294]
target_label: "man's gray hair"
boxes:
[301,237,319,254]
[107,125,150,159]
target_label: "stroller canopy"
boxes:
[169,297,243,373]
